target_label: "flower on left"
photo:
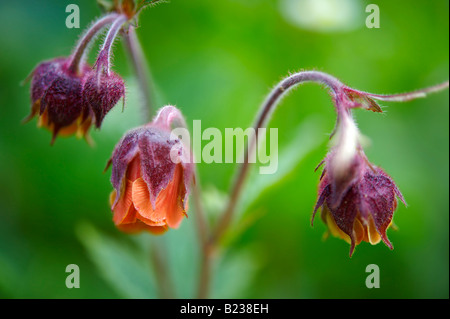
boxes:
[24,13,127,144]
[25,57,94,144]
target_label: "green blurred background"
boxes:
[0,0,448,298]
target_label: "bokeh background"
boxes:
[0,0,448,298]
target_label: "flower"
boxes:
[106,106,193,234]
[312,102,405,256]
[313,152,405,256]
[24,57,94,144]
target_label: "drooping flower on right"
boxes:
[311,85,427,256]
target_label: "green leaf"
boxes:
[210,248,259,298]
[164,222,200,299]
[132,217,200,298]
[76,222,158,299]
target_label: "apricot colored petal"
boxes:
[111,180,135,225]
[117,221,167,235]
[165,165,186,229]
[136,214,166,227]
[132,177,166,223]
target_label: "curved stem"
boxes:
[194,71,346,299]
[123,25,156,120]
[210,71,345,244]
[196,70,449,297]
[67,13,119,74]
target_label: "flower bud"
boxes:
[83,71,125,128]
[106,106,193,234]
[25,57,93,144]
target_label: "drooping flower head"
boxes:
[83,15,127,129]
[24,13,127,144]
[312,88,407,256]
[106,106,194,234]
[24,57,94,144]
[313,150,406,256]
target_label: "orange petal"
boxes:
[111,180,136,225]
[164,165,186,229]
[37,110,89,138]
[132,177,166,223]
[121,206,139,224]
[117,221,168,234]
[37,108,49,128]
[57,120,79,136]
[165,203,185,229]
[136,213,166,227]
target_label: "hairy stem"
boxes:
[67,13,119,74]
[198,70,448,297]
[194,71,346,299]
[211,72,450,244]
[211,71,344,244]
[363,81,449,101]
[96,14,129,75]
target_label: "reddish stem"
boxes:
[67,13,120,74]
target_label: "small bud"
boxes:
[83,71,125,128]
[83,20,126,129]
[106,106,193,234]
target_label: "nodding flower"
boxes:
[106,106,194,234]
[312,98,405,256]
[24,57,94,144]
[313,151,406,257]
[24,13,127,144]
